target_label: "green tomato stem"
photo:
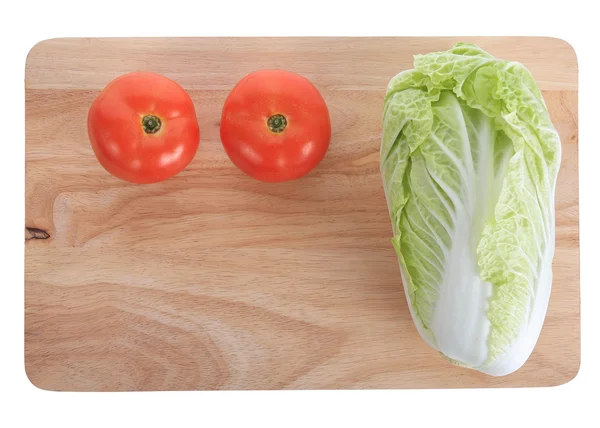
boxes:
[267,114,287,133]
[142,115,162,134]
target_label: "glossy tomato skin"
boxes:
[220,69,331,183]
[88,72,200,184]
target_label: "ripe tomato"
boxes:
[88,72,200,184]
[220,69,331,183]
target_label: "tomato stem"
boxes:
[142,115,162,134]
[267,114,287,133]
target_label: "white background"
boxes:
[2,1,596,426]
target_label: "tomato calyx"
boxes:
[142,114,162,134]
[267,113,288,134]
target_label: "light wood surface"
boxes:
[25,37,579,391]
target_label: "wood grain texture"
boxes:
[24,37,579,391]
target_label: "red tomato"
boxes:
[87,72,200,184]
[220,69,331,183]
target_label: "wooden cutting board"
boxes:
[25,37,579,391]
